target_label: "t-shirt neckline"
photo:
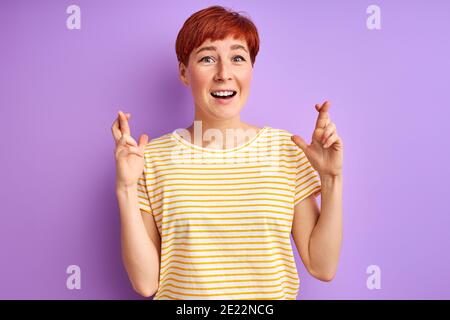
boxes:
[171,126,270,153]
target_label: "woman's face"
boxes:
[179,36,253,121]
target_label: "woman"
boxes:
[111,5,343,300]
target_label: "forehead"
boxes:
[196,36,248,52]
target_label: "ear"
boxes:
[178,62,189,87]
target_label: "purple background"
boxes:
[1,0,449,299]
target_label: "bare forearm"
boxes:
[309,174,343,280]
[116,185,160,296]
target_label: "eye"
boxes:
[233,55,246,62]
[200,56,215,63]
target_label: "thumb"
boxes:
[138,134,149,148]
[291,135,308,151]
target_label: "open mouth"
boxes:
[210,90,237,99]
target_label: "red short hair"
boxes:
[175,5,260,67]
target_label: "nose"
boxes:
[214,60,232,82]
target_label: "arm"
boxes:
[290,100,344,282]
[291,174,343,281]
[116,184,161,297]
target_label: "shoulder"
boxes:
[142,131,175,154]
[265,126,298,145]
[264,126,304,157]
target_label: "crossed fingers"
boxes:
[111,111,144,157]
[314,101,339,149]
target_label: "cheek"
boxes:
[239,70,253,91]
[189,70,210,93]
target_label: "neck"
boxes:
[185,109,260,149]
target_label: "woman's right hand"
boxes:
[111,111,149,189]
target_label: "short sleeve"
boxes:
[294,149,322,206]
[137,168,153,215]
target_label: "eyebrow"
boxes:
[195,44,248,55]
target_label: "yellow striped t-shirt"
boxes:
[137,126,321,300]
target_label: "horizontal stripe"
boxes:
[161,233,291,242]
[155,292,296,300]
[160,223,290,234]
[147,181,293,190]
[151,195,294,207]
[159,275,298,285]
[146,175,291,183]
[153,168,297,176]
[152,201,294,214]
[160,240,293,250]
[161,223,291,232]
[160,252,294,263]
[154,216,294,227]
[155,287,298,299]
[147,162,306,171]
[150,171,293,179]
[160,256,296,270]
[159,263,298,274]
[146,182,295,196]
[161,245,295,256]
[145,155,299,163]
[152,212,294,227]
[160,270,299,281]
[154,210,294,222]
[146,158,304,167]
[160,267,299,280]
[144,151,301,161]
[157,281,299,292]
[144,186,294,198]
[161,228,291,237]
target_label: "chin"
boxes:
[201,100,240,117]
[210,104,242,119]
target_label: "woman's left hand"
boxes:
[291,101,344,177]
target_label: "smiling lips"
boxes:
[210,90,237,99]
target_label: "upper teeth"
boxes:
[212,91,234,96]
